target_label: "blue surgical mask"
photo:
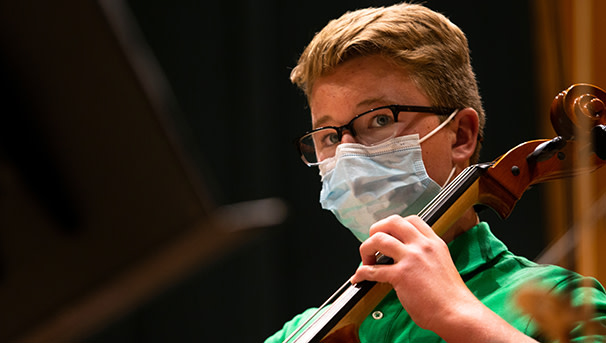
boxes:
[318,110,457,241]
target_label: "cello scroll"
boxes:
[550,83,606,140]
[284,84,606,343]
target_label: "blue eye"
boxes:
[322,131,340,146]
[310,130,340,151]
[370,114,394,127]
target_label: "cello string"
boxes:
[418,164,480,222]
[283,164,482,342]
[282,279,352,342]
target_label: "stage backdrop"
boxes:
[87,1,546,342]
[1,0,553,342]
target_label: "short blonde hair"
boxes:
[291,2,485,163]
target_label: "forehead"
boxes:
[309,55,430,127]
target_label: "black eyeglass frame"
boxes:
[295,105,456,165]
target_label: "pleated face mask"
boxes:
[318,110,457,241]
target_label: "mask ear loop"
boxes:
[442,165,457,187]
[418,109,459,187]
[419,109,459,144]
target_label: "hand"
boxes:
[350,214,474,332]
[349,215,539,342]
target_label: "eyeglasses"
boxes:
[295,105,455,166]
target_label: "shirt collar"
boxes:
[447,221,509,277]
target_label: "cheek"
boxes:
[421,135,454,184]
[421,149,441,183]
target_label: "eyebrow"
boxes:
[312,97,390,129]
[312,115,333,129]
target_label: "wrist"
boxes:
[430,300,538,343]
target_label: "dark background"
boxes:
[90,1,543,342]
[1,0,556,342]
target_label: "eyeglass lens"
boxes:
[299,107,404,164]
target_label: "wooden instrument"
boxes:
[284,83,606,343]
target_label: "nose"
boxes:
[341,132,356,143]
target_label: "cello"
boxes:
[283,83,606,343]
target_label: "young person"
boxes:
[266,3,606,342]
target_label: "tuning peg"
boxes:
[526,136,567,164]
[592,124,606,160]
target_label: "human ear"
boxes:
[451,107,480,164]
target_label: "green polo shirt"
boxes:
[265,222,606,342]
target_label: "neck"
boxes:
[441,207,479,243]
[418,163,484,243]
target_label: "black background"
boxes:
[6,0,558,342]
[87,1,550,342]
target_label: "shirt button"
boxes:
[372,310,384,320]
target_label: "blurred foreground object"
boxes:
[0,1,284,341]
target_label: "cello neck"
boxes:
[419,163,488,231]
[288,163,488,343]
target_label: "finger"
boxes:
[404,214,439,239]
[359,231,406,265]
[368,215,423,244]
[350,263,391,284]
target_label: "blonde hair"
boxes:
[290,2,485,163]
